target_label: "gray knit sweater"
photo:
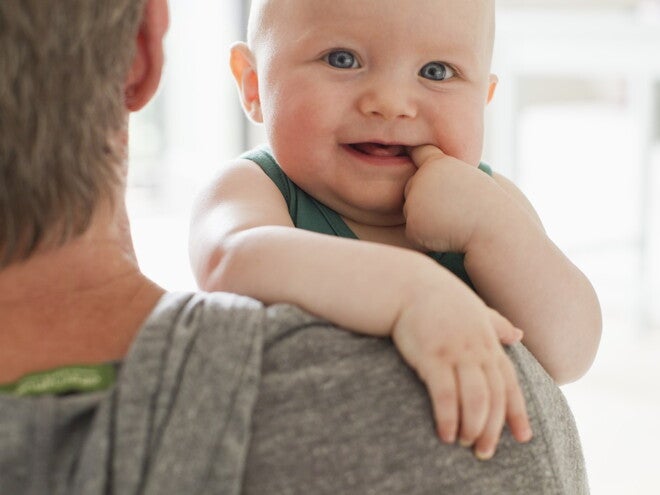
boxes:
[0,292,588,494]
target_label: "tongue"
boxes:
[353,143,406,157]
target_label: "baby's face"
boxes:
[251,0,496,226]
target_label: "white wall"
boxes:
[128,0,246,290]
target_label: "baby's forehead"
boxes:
[249,0,494,61]
[247,0,280,45]
[249,0,494,39]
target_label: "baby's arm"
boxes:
[404,146,602,385]
[190,158,532,459]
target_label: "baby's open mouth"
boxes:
[349,143,408,158]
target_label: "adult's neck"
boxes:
[0,204,166,383]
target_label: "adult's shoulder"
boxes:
[243,319,589,495]
[74,291,275,494]
[144,292,320,345]
[132,291,266,361]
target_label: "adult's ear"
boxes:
[125,0,170,112]
[229,42,263,123]
[487,73,498,104]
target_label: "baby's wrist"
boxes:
[466,198,544,256]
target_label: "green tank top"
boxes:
[241,147,493,289]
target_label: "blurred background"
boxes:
[127,1,660,493]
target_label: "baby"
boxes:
[190,0,601,460]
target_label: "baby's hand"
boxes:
[403,145,502,254]
[391,282,532,460]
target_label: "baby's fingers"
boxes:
[501,357,533,443]
[457,365,489,447]
[473,365,506,460]
[425,363,459,444]
[407,144,446,169]
[488,308,524,345]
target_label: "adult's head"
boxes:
[0,0,168,267]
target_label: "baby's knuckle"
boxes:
[430,343,454,362]
[435,388,457,406]
[466,390,488,410]
[508,410,529,426]
[437,417,457,432]
[496,352,515,371]
[479,334,497,352]
[504,379,522,397]
[489,382,505,402]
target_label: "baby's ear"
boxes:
[230,42,263,123]
[487,74,498,104]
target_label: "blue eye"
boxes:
[324,50,359,69]
[419,62,455,81]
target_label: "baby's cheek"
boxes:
[432,125,484,167]
[270,98,319,144]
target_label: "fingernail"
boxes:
[438,427,456,444]
[441,435,456,445]
[475,448,495,461]
[459,438,473,448]
[517,427,533,443]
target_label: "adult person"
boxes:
[0,0,589,493]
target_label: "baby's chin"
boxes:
[339,193,409,225]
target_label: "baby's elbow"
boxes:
[552,361,592,386]
[194,245,233,292]
[550,321,602,385]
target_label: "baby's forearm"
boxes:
[465,214,601,384]
[201,226,454,337]
[197,220,536,453]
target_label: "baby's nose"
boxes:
[357,79,418,120]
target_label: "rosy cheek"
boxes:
[438,118,483,165]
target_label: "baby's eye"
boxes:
[324,50,360,69]
[419,62,455,81]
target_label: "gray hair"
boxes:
[0,0,148,266]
